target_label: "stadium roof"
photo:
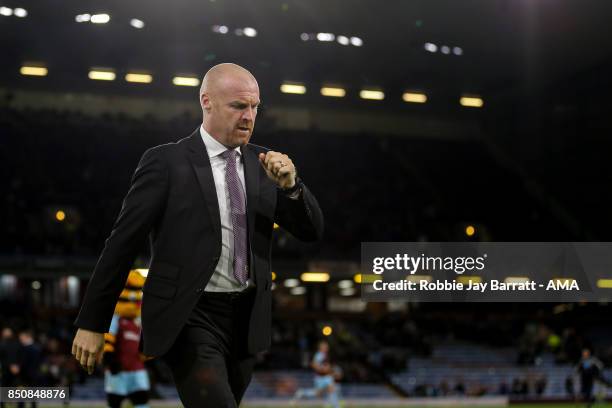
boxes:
[2,0,612,103]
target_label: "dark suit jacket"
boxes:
[74,129,324,357]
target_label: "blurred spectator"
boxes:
[14,329,43,408]
[575,348,605,405]
[534,375,547,396]
[511,377,528,396]
[565,374,575,398]
[41,337,76,404]
[439,380,450,396]
[1,327,21,408]
[498,381,509,395]
[453,379,465,395]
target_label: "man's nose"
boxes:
[242,107,254,121]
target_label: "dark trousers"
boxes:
[162,290,256,408]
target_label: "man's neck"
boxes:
[201,123,237,150]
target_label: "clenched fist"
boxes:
[258,151,296,189]
[72,328,104,374]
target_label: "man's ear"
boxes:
[201,93,212,112]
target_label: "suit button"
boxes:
[195,288,203,293]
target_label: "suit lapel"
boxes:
[241,144,260,243]
[186,130,221,240]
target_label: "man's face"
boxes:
[1,328,12,339]
[202,74,260,148]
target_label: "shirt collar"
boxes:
[199,125,241,159]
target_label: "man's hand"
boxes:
[72,328,104,375]
[258,151,296,189]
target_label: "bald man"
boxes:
[72,63,324,407]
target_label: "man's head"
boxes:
[18,329,33,345]
[200,63,260,148]
[1,327,13,340]
[582,348,591,359]
[318,340,329,353]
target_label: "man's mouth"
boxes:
[237,126,250,132]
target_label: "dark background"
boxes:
[1,0,612,402]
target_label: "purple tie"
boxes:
[222,150,248,284]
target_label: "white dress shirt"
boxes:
[200,125,253,292]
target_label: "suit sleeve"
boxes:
[74,147,168,333]
[274,182,324,242]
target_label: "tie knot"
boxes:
[222,149,237,162]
